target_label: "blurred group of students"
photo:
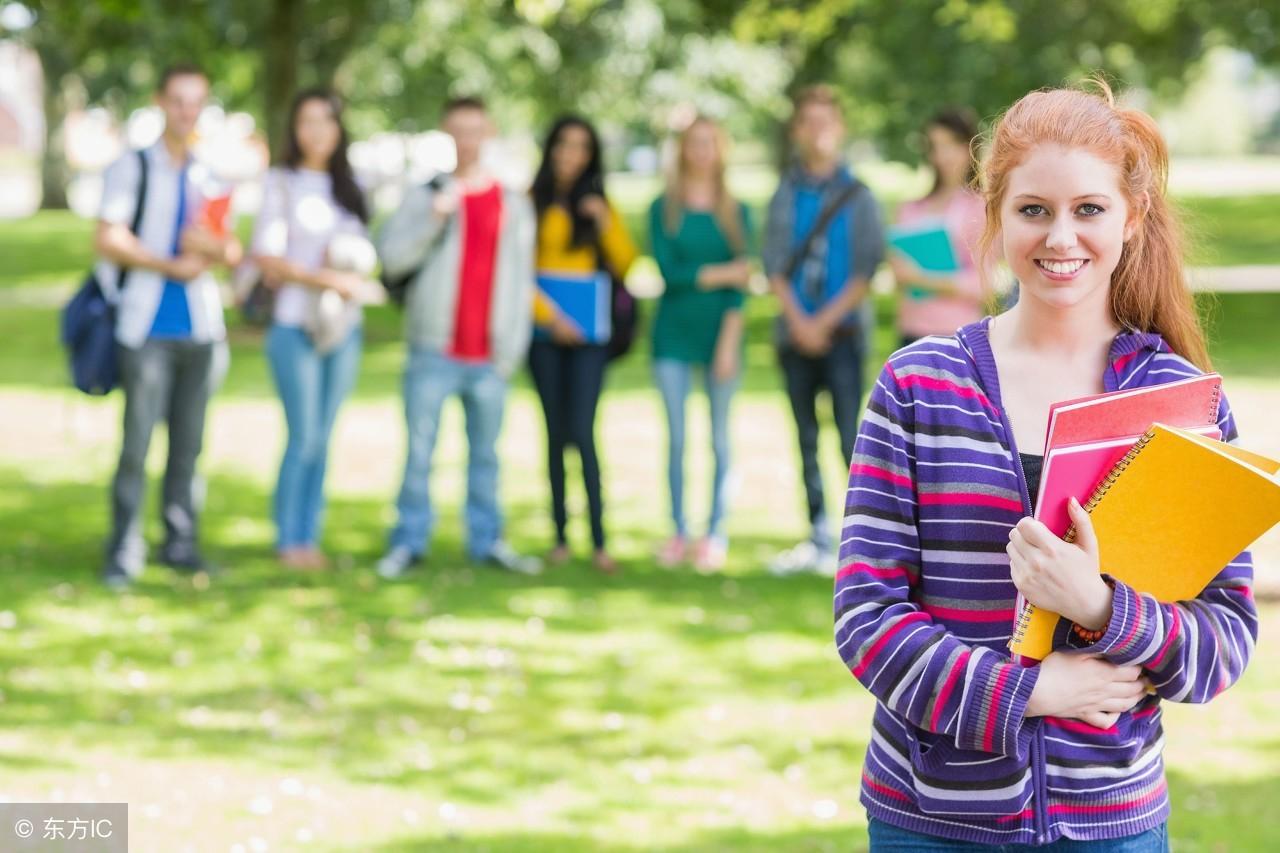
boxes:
[92,64,990,586]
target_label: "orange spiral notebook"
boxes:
[1009,424,1280,661]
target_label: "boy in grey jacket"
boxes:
[376,97,540,577]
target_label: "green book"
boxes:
[889,223,960,301]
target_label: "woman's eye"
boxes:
[1078,203,1105,216]
[1018,204,1045,217]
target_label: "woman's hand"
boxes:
[579,194,610,228]
[1007,497,1113,630]
[711,343,739,382]
[550,313,585,346]
[890,253,924,286]
[720,259,752,289]
[697,259,751,291]
[318,270,368,300]
[1026,652,1150,729]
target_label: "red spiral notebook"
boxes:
[1009,373,1224,662]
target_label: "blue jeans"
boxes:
[390,348,506,559]
[266,325,361,550]
[868,819,1169,852]
[652,358,737,542]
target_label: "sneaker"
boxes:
[693,537,728,573]
[102,561,134,589]
[655,536,687,568]
[768,541,828,576]
[160,543,213,575]
[376,545,420,579]
[484,542,542,576]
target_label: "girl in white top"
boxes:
[250,89,377,570]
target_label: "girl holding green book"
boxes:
[890,108,991,347]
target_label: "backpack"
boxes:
[60,149,148,395]
[379,175,446,307]
[603,263,638,362]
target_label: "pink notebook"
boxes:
[1035,425,1223,538]
[1043,373,1222,450]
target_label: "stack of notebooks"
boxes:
[1009,374,1280,663]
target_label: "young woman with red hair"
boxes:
[835,81,1255,850]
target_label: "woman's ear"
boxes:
[1123,191,1150,243]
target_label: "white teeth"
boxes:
[1039,260,1085,275]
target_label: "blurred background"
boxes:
[1,1,1278,850]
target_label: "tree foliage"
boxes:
[4,0,1278,207]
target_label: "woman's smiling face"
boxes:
[1000,143,1139,312]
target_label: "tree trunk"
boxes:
[263,0,302,163]
[38,50,70,209]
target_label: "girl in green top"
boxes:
[649,117,753,572]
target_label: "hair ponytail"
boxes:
[1109,107,1210,370]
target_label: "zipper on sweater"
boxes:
[999,388,1049,844]
[1032,721,1049,843]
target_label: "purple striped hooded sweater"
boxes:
[835,318,1257,845]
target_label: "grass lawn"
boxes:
[0,187,1278,849]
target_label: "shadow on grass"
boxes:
[8,468,1279,850]
[0,465,851,801]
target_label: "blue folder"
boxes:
[534,271,612,343]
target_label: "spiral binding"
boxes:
[1062,426,1160,544]
[1207,381,1223,428]
[1010,425,1162,647]
[1009,597,1033,646]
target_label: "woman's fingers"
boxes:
[1014,517,1058,550]
[1078,711,1119,730]
[1099,695,1145,713]
[1107,680,1148,703]
[1100,663,1143,682]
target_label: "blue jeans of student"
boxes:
[868,819,1169,852]
[652,358,737,542]
[266,325,362,550]
[777,329,863,552]
[390,348,506,559]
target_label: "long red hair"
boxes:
[977,80,1211,370]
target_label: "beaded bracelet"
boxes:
[1071,579,1116,644]
[1071,622,1105,643]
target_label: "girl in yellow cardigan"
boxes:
[529,115,638,573]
